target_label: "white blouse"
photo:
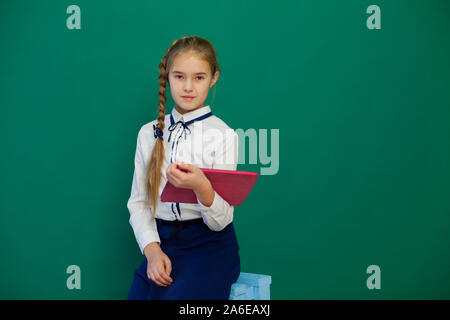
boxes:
[127,105,239,254]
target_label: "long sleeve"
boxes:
[127,128,161,254]
[197,129,239,231]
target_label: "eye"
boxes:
[173,75,204,80]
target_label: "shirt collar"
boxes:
[170,105,212,124]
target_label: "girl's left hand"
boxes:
[166,162,209,192]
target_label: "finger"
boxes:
[176,162,190,173]
[167,169,178,185]
[167,163,177,174]
[172,165,185,176]
[159,263,173,284]
[166,164,173,176]
[167,173,179,186]
[165,257,172,276]
[155,269,170,286]
[169,163,184,179]
[163,257,173,282]
[171,166,184,178]
[150,270,167,287]
[153,263,169,285]
[157,263,172,285]
[166,170,173,182]
[159,270,172,285]
[149,269,165,287]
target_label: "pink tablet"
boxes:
[160,168,258,206]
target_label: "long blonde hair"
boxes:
[146,35,220,219]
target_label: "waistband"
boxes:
[155,217,204,226]
[155,217,205,240]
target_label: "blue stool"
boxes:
[229,272,272,300]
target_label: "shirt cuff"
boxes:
[196,190,233,231]
[136,229,161,255]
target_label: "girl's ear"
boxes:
[210,71,220,88]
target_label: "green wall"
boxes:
[1,0,449,299]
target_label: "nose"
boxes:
[183,78,193,92]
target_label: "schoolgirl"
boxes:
[127,35,240,300]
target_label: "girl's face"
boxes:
[168,52,219,115]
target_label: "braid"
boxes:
[146,37,185,219]
[155,37,186,133]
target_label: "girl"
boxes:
[126,35,240,300]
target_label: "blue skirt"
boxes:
[127,217,241,300]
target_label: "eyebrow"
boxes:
[172,70,207,75]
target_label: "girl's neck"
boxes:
[175,104,205,115]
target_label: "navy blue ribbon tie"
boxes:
[153,124,164,140]
[168,112,213,143]
[168,120,191,142]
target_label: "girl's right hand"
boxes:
[143,242,173,287]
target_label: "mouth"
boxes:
[182,96,195,100]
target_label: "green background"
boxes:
[1,0,449,299]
